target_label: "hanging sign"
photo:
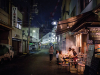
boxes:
[12,7,17,27]
[88,27,100,40]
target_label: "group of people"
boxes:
[49,46,77,67]
[49,46,64,63]
[56,50,64,64]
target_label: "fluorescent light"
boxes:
[33,30,35,32]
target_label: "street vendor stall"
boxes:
[56,3,100,75]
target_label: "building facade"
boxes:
[0,0,12,45]
[22,27,39,50]
[62,0,100,18]
[61,0,71,20]
[0,0,28,55]
[22,27,39,42]
[41,26,57,49]
[57,0,100,54]
[12,6,23,55]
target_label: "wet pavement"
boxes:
[0,49,83,75]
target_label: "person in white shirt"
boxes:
[68,48,73,58]
[49,46,54,63]
[56,50,59,64]
[58,51,64,64]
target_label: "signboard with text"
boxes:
[88,27,100,40]
[12,7,17,27]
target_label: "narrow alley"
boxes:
[0,49,79,75]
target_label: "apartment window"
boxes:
[63,5,65,16]
[17,18,22,29]
[19,24,21,29]
[16,23,22,29]
[85,0,89,7]
[16,23,19,28]
[80,0,84,12]
[80,0,92,12]
[71,6,76,17]
[22,30,25,35]
[89,0,92,2]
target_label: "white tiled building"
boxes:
[41,26,57,49]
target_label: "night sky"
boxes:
[12,0,62,33]
[31,0,62,28]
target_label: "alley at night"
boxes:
[0,49,79,75]
[0,0,100,75]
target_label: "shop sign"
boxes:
[88,27,100,40]
[12,7,17,27]
[29,43,33,45]
[95,40,100,44]
[87,40,93,44]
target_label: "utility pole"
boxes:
[27,14,32,53]
[27,0,38,53]
[27,0,33,54]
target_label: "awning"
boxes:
[56,11,94,35]
[56,4,100,35]
[72,22,100,32]
[0,23,13,31]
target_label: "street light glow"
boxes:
[56,37,57,39]
[52,21,57,25]
[53,21,56,25]
[33,30,35,32]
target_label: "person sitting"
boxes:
[72,48,77,57]
[58,51,65,64]
[72,48,78,68]
[67,47,73,58]
[56,50,59,64]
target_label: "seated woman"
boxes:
[72,48,78,68]
[58,51,65,64]
[67,47,73,58]
[56,50,59,64]
[72,48,77,57]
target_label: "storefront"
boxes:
[0,23,13,45]
[12,6,23,55]
[57,9,100,52]
[56,5,100,75]
[22,40,27,53]
[0,7,12,45]
[87,27,100,57]
[12,39,22,55]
